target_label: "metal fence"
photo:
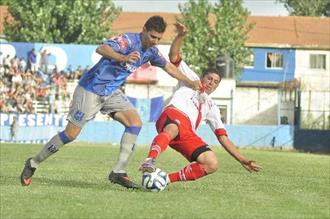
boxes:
[298,90,330,130]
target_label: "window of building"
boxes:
[266,52,283,68]
[244,53,255,68]
[310,54,326,69]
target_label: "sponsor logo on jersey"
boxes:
[117,35,128,49]
[120,62,138,73]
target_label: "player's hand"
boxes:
[174,22,188,37]
[124,51,140,63]
[240,159,262,173]
[190,80,203,91]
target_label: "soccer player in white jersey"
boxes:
[140,23,262,184]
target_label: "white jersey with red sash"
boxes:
[169,58,227,136]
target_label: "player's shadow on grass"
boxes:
[46,177,146,192]
[41,177,109,189]
[42,177,144,192]
[1,175,143,192]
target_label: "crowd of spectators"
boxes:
[0,50,88,114]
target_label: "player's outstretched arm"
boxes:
[169,22,188,63]
[217,135,262,173]
[163,62,202,91]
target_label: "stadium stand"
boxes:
[0,52,82,114]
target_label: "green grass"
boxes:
[1,143,329,219]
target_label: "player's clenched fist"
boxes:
[175,22,188,37]
[124,51,141,63]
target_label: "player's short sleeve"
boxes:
[103,34,131,54]
[206,103,228,137]
[149,47,167,68]
[178,60,200,81]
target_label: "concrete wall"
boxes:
[233,87,279,125]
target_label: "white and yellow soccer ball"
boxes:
[142,168,168,192]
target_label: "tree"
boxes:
[278,0,330,17]
[211,0,253,78]
[178,0,213,73]
[178,0,253,78]
[3,0,121,44]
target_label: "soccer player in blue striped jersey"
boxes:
[20,15,202,189]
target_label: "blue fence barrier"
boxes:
[0,113,293,149]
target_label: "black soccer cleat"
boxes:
[109,171,139,189]
[20,158,36,186]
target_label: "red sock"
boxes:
[168,162,207,183]
[147,132,171,159]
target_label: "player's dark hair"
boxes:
[144,15,167,33]
[202,68,222,81]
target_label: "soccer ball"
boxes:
[141,168,168,192]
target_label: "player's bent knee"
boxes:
[125,110,143,127]
[134,121,143,127]
[196,150,218,174]
[65,128,79,140]
[64,123,81,142]
[65,132,78,141]
[205,159,219,174]
[126,119,142,128]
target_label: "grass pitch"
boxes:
[1,143,329,219]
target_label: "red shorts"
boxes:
[156,107,210,162]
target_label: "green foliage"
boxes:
[3,0,121,44]
[0,0,9,5]
[178,0,253,78]
[178,0,212,73]
[211,0,254,77]
[1,143,330,218]
[278,0,330,17]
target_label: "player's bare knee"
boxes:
[128,116,142,127]
[205,159,219,174]
[134,120,143,127]
[65,131,78,141]
[64,124,80,141]
[163,124,179,139]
